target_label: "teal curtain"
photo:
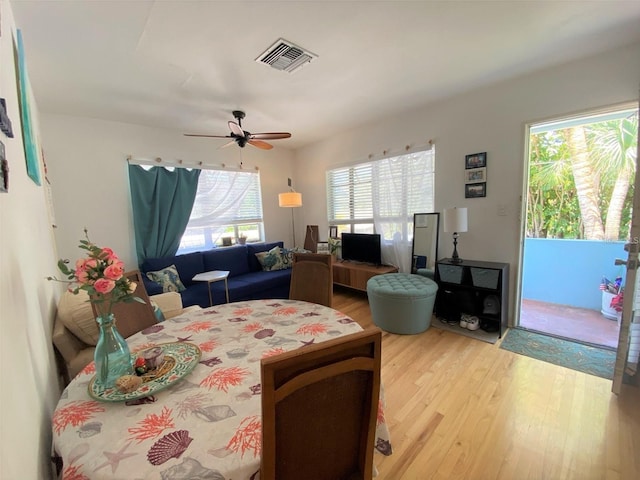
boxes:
[128,164,201,264]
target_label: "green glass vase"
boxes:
[94,314,134,388]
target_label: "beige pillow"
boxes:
[57,290,100,345]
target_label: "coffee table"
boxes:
[192,270,230,305]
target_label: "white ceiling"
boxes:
[10,1,640,150]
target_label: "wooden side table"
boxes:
[192,270,230,306]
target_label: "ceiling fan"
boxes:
[184,110,291,150]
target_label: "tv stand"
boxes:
[333,260,398,292]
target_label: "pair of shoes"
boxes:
[466,316,480,331]
[459,313,480,331]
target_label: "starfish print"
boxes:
[176,335,193,342]
[301,338,316,347]
[302,312,320,317]
[93,441,137,473]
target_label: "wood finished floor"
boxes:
[331,287,640,480]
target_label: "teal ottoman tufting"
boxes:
[367,273,438,334]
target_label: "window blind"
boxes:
[327,148,435,231]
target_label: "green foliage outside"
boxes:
[527,111,638,240]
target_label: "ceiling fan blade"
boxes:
[228,121,245,137]
[218,140,237,149]
[184,133,232,138]
[248,139,273,150]
[249,132,292,140]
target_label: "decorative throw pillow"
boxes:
[281,247,312,268]
[57,289,100,345]
[146,265,186,293]
[255,246,287,271]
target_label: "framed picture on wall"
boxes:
[464,167,486,184]
[465,152,487,169]
[465,182,486,198]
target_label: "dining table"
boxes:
[52,299,392,480]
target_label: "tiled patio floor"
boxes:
[519,298,620,349]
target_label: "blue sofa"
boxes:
[140,242,292,308]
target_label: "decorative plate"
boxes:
[88,342,201,402]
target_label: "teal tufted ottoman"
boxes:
[366,273,438,334]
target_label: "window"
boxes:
[327,148,435,236]
[326,147,435,270]
[178,169,264,253]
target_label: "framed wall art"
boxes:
[465,152,487,169]
[465,182,486,198]
[14,29,42,186]
[464,167,486,184]
[0,140,7,193]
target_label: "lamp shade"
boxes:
[278,191,302,208]
[443,207,468,233]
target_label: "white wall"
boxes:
[0,2,63,478]
[40,115,296,269]
[294,42,640,322]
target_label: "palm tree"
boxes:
[586,113,638,240]
[527,110,638,240]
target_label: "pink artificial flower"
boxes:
[94,278,116,294]
[77,258,98,272]
[101,247,118,261]
[104,263,124,281]
[75,268,90,285]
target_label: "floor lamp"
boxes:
[278,179,302,247]
[443,207,468,264]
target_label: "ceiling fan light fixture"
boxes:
[256,38,317,73]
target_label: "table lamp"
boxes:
[443,207,468,264]
[278,178,302,247]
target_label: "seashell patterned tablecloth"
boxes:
[52,299,392,479]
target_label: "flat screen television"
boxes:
[340,233,382,265]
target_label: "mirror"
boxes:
[411,213,440,274]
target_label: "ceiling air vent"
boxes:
[256,38,317,73]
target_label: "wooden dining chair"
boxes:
[91,270,158,338]
[289,252,333,307]
[260,327,382,480]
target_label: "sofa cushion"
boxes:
[255,246,288,271]
[222,270,292,301]
[203,245,250,277]
[179,282,212,308]
[142,251,205,287]
[247,242,284,271]
[146,264,186,293]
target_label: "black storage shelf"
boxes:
[435,258,509,338]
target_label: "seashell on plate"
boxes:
[147,429,193,465]
[116,375,142,393]
[142,346,165,369]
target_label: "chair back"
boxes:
[92,270,158,338]
[289,252,333,307]
[260,328,382,480]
